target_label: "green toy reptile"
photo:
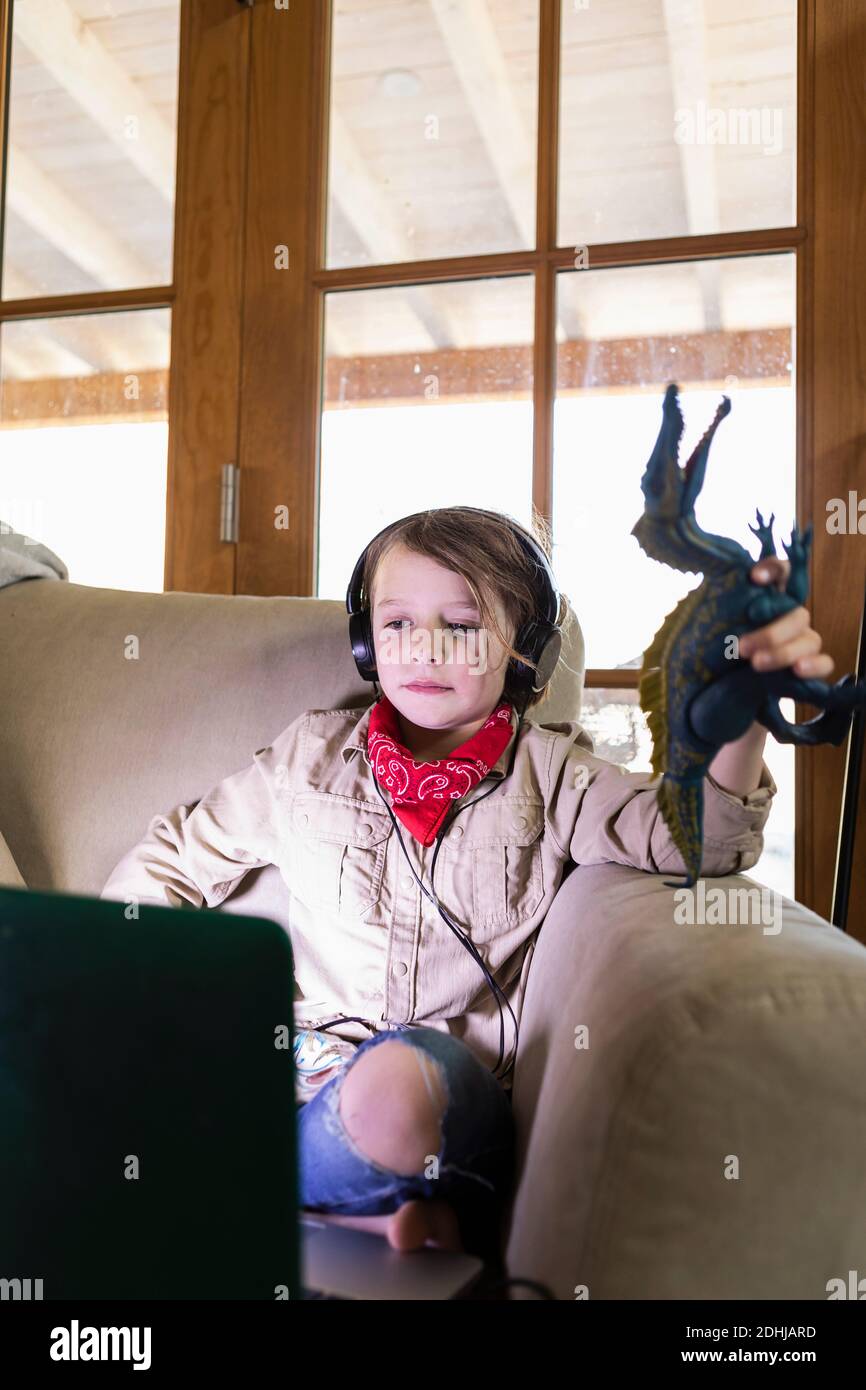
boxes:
[631,382,866,888]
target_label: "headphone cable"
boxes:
[309,696,557,1296]
[316,691,528,1082]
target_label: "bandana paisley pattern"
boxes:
[365,693,515,846]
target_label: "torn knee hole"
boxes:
[337,1042,446,1177]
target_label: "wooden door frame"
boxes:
[165,0,251,594]
[804,0,866,929]
[234,0,327,598]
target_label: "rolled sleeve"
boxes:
[691,759,778,875]
[550,740,778,880]
[648,759,777,877]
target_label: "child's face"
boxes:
[370,542,515,730]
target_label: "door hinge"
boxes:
[220,463,240,544]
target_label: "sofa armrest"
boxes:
[505,862,866,1299]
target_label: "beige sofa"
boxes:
[2,576,866,1301]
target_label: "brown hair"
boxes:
[360,504,575,712]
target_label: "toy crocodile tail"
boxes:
[657,775,704,888]
[639,660,706,883]
[638,583,708,887]
[638,582,709,780]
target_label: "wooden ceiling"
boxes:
[0,0,796,412]
[327,0,795,264]
[1,0,178,384]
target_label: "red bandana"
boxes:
[365,693,515,846]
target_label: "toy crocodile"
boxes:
[631,382,866,888]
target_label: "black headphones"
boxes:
[345,506,563,712]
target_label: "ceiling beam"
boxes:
[12,0,176,203]
[1,0,172,369]
[329,106,458,348]
[429,0,535,246]
[662,0,723,330]
[7,143,160,289]
[1,326,789,425]
[428,0,582,340]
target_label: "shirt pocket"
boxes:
[288,793,391,918]
[437,800,545,941]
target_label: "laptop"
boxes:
[0,885,484,1300]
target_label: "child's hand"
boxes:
[738,557,834,678]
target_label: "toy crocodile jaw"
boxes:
[682,394,732,513]
[636,383,732,526]
[638,382,685,519]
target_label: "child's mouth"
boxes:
[404,681,452,695]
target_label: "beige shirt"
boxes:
[100,702,778,1088]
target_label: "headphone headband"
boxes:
[345,507,563,711]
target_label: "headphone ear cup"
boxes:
[532,627,562,691]
[509,619,561,696]
[507,620,535,700]
[349,610,377,682]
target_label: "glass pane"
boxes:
[580,688,794,900]
[2,0,181,296]
[317,276,534,597]
[553,254,795,671]
[559,0,796,247]
[554,254,795,894]
[579,685,652,771]
[326,0,539,268]
[0,308,170,591]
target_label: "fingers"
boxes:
[741,558,832,675]
[793,651,835,678]
[752,623,820,664]
[740,612,835,677]
[740,605,811,656]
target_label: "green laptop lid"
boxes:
[0,886,298,1300]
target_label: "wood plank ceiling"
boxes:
[0,0,796,423]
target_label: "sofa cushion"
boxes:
[0,828,25,888]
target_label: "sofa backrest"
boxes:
[0,579,585,916]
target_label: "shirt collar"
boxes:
[341,699,520,780]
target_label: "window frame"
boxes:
[1,0,864,935]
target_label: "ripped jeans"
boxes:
[297,1025,516,1258]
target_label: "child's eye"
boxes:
[382,620,479,633]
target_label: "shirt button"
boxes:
[392,961,408,976]
[359,823,373,837]
[402,874,415,890]
[513,816,527,830]
[299,813,308,826]
[450,825,464,839]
